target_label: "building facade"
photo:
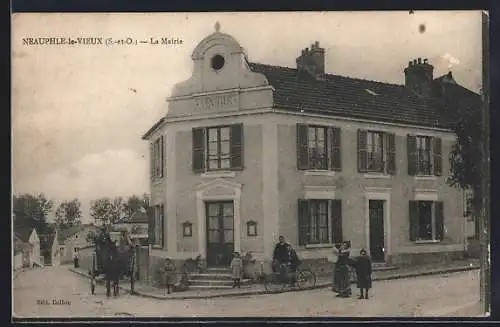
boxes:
[143,25,478,273]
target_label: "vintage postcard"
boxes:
[12,11,490,320]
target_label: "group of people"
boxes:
[332,240,372,299]
[269,236,373,299]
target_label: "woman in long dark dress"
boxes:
[352,248,373,299]
[332,241,353,297]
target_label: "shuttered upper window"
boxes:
[192,124,244,173]
[357,130,396,174]
[297,124,341,171]
[298,199,342,246]
[150,136,165,180]
[407,135,442,176]
[409,200,444,242]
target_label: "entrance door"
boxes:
[206,201,234,267]
[369,200,385,262]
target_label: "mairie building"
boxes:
[142,24,480,279]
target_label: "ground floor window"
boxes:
[409,200,444,242]
[298,199,342,245]
[150,204,164,248]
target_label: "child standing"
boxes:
[230,252,243,288]
[162,258,177,294]
[353,249,372,299]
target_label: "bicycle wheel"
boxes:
[263,274,285,293]
[296,269,317,289]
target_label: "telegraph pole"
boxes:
[479,10,490,316]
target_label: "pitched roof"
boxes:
[115,210,149,224]
[15,227,34,243]
[57,225,84,244]
[14,236,32,255]
[248,62,480,129]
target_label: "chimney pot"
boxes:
[302,49,306,55]
[423,58,428,64]
[305,47,309,52]
[417,57,422,64]
[315,41,319,48]
[409,61,413,67]
[413,59,417,65]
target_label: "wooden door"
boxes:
[369,200,385,262]
[206,201,234,267]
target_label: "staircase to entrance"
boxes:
[188,267,253,290]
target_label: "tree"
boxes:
[122,194,151,218]
[13,193,54,233]
[89,197,123,226]
[55,199,82,228]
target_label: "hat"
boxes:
[360,248,367,255]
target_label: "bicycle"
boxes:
[263,263,317,293]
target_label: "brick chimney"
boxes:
[296,41,325,80]
[404,57,434,96]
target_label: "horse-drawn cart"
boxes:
[89,231,136,297]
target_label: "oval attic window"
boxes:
[211,54,225,71]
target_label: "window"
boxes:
[73,247,79,253]
[149,204,164,248]
[407,135,442,176]
[297,124,341,171]
[298,199,342,245]
[150,136,165,179]
[358,130,396,174]
[409,200,444,242]
[192,124,243,173]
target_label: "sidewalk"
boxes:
[68,258,479,300]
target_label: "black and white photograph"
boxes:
[12,11,490,319]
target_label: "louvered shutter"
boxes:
[386,133,396,174]
[435,201,444,241]
[298,199,309,245]
[407,135,417,176]
[297,124,309,170]
[192,128,205,173]
[330,127,342,171]
[331,199,343,244]
[409,201,419,241]
[160,136,165,178]
[148,206,155,245]
[433,137,442,176]
[160,204,165,248]
[357,130,367,172]
[230,123,244,169]
[149,143,154,179]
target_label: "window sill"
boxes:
[363,173,391,179]
[414,176,437,181]
[304,170,336,176]
[414,240,441,244]
[201,171,236,178]
[305,243,334,249]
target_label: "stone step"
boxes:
[206,267,231,273]
[189,279,252,287]
[372,264,399,272]
[189,284,251,290]
[189,273,234,280]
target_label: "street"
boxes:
[13,265,479,318]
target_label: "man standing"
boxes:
[273,236,291,283]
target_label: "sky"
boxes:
[11,11,483,222]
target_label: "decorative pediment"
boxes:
[196,178,242,198]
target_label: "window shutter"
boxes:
[386,133,396,174]
[297,124,309,170]
[331,199,343,244]
[148,206,155,245]
[330,127,342,171]
[230,123,244,169]
[149,143,154,179]
[357,129,367,172]
[298,199,309,245]
[192,128,205,173]
[160,136,165,178]
[160,204,165,248]
[435,201,444,241]
[433,137,442,176]
[409,200,419,241]
[407,135,417,176]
